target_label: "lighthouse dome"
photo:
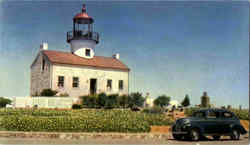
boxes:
[73,4,94,24]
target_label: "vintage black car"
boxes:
[172,109,247,141]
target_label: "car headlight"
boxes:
[182,119,190,124]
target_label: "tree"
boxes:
[0,97,11,108]
[181,94,190,107]
[40,89,57,96]
[129,92,145,108]
[153,95,170,107]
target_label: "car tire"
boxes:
[230,129,240,140]
[189,128,200,141]
[212,135,221,140]
[173,134,183,140]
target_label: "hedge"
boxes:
[0,109,173,132]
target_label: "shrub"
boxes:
[59,93,69,97]
[40,89,57,96]
[142,106,165,114]
[129,92,145,108]
[97,93,107,108]
[0,97,11,108]
[117,95,130,108]
[81,95,98,108]
[184,107,200,116]
[104,94,119,109]
[72,104,83,109]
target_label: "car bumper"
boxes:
[172,124,189,135]
[172,131,188,135]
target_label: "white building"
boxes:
[30,4,130,99]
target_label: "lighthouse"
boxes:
[67,4,99,59]
[30,4,129,99]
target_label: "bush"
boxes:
[104,94,118,109]
[59,93,69,97]
[184,107,201,116]
[81,95,98,108]
[0,109,174,132]
[0,97,11,108]
[142,106,165,114]
[117,95,130,108]
[72,104,83,109]
[97,93,107,108]
[40,89,57,96]
[81,93,145,109]
[129,92,145,108]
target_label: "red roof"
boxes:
[74,12,92,20]
[42,50,129,71]
[73,4,93,22]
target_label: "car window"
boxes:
[222,112,233,118]
[192,111,206,118]
[207,111,220,118]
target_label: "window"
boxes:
[222,112,233,118]
[58,76,64,87]
[72,77,79,88]
[192,111,206,118]
[119,80,123,90]
[207,111,220,118]
[107,79,112,90]
[85,49,91,56]
[42,58,45,71]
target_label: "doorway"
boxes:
[90,79,97,95]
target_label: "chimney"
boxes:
[112,53,120,59]
[40,43,48,51]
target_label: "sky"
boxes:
[0,1,249,108]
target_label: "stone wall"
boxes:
[30,52,51,96]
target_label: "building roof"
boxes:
[42,50,130,71]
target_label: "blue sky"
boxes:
[0,1,249,108]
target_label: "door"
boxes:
[204,110,221,134]
[90,79,97,95]
[220,111,235,134]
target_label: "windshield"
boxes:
[192,111,206,118]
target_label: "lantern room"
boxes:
[67,4,99,59]
[67,4,99,44]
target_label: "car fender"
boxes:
[229,124,247,134]
[189,123,205,134]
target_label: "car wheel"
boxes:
[230,129,240,140]
[173,134,183,140]
[212,135,221,140]
[189,129,200,141]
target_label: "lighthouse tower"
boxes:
[67,4,99,59]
